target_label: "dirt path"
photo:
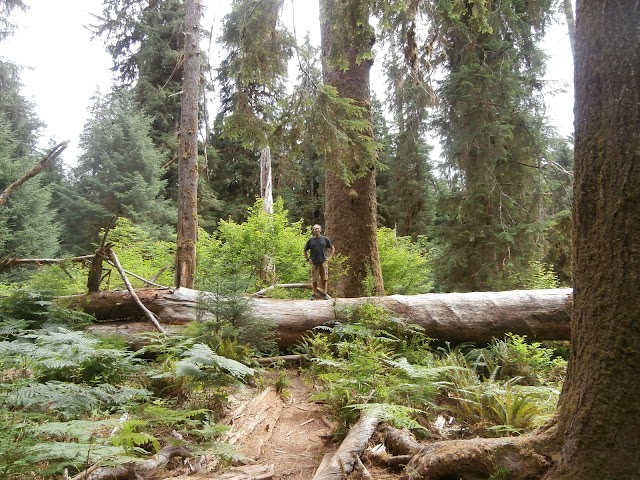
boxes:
[220,371,336,479]
[158,369,338,480]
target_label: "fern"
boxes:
[26,441,124,464]
[178,343,256,381]
[345,403,428,432]
[2,382,151,419]
[33,419,122,442]
[111,419,160,453]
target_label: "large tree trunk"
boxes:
[71,288,572,348]
[175,0,201,288]
[542,1,640,478]
[319,0,384,298]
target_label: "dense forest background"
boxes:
[1,0,574,295]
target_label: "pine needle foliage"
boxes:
[427,0,556,292]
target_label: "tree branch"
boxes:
[0,141,68,207]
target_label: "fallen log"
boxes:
[71,287,572,348]
[81,445,191,480]
[311,411,382,480]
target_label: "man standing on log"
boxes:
[304,224,335,300]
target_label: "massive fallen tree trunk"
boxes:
[71,287,572,348]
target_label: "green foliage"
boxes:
[503,261,559,290]
[0,289,94,332]
[191,271,279,357]
[218,0,294,149]
[312,85,380,186]
[57,91,176,253]
[435,342,561,436]
[429,0,555,292]
[177,343,256,382]
[0,413,38,480]
[302,303,445,430]
[198,198,309,292]
[0,116,60,266]
[111,418,160,453]
[105,217,175,288]
[377,227,433,294]
[473,334,567,385]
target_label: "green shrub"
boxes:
[377,227,433,294]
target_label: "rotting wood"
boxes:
[73,287,573,348]
[83,445,191,480]
[401,431,553,480]
[380,425,422,455]
[311,411,382,480]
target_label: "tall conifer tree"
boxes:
[429,0,553,291]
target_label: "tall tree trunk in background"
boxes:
[175,0,201,288]
[319,0,384,298]
[543,0,640,477]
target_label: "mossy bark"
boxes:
[319,0,384,298]
[543,0,640,478]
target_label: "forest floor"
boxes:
[152,368,401,480]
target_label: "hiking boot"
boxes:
[310,294,317,300]
[322,293,330,300]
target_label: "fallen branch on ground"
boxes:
[106,247,167,334]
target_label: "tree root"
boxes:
[312,411,382,480]
[399,429,557,480]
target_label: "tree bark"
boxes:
[319,0,384,298]
[541,0,640,478]
[175,0,201,288]
[71,288,572,348]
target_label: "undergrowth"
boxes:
[296,302,567,439]
[0,286,263,479]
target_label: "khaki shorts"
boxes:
[312,261,329,282]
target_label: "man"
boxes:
[304,224,335,300]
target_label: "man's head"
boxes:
[312,224,322,237]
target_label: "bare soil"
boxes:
[154,368,380,479]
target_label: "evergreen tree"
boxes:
[0,60,43,157]
[0,52,60,264]
[319,0,384,297]
[428,0,553,292]
[0,0,27,42]
[208,0,294,226]
[0,116,60,261]
[58,92,176,253]
[382,36,435,240]
[270,33,325,226]
[541,134,573,285]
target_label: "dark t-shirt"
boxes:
[304,236,333,265]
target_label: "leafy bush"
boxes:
[206,198,309,292]
[106,217,175,288]
[472,334,567,385]
[377,227,433,294]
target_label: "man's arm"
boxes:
[304,240,311,262]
